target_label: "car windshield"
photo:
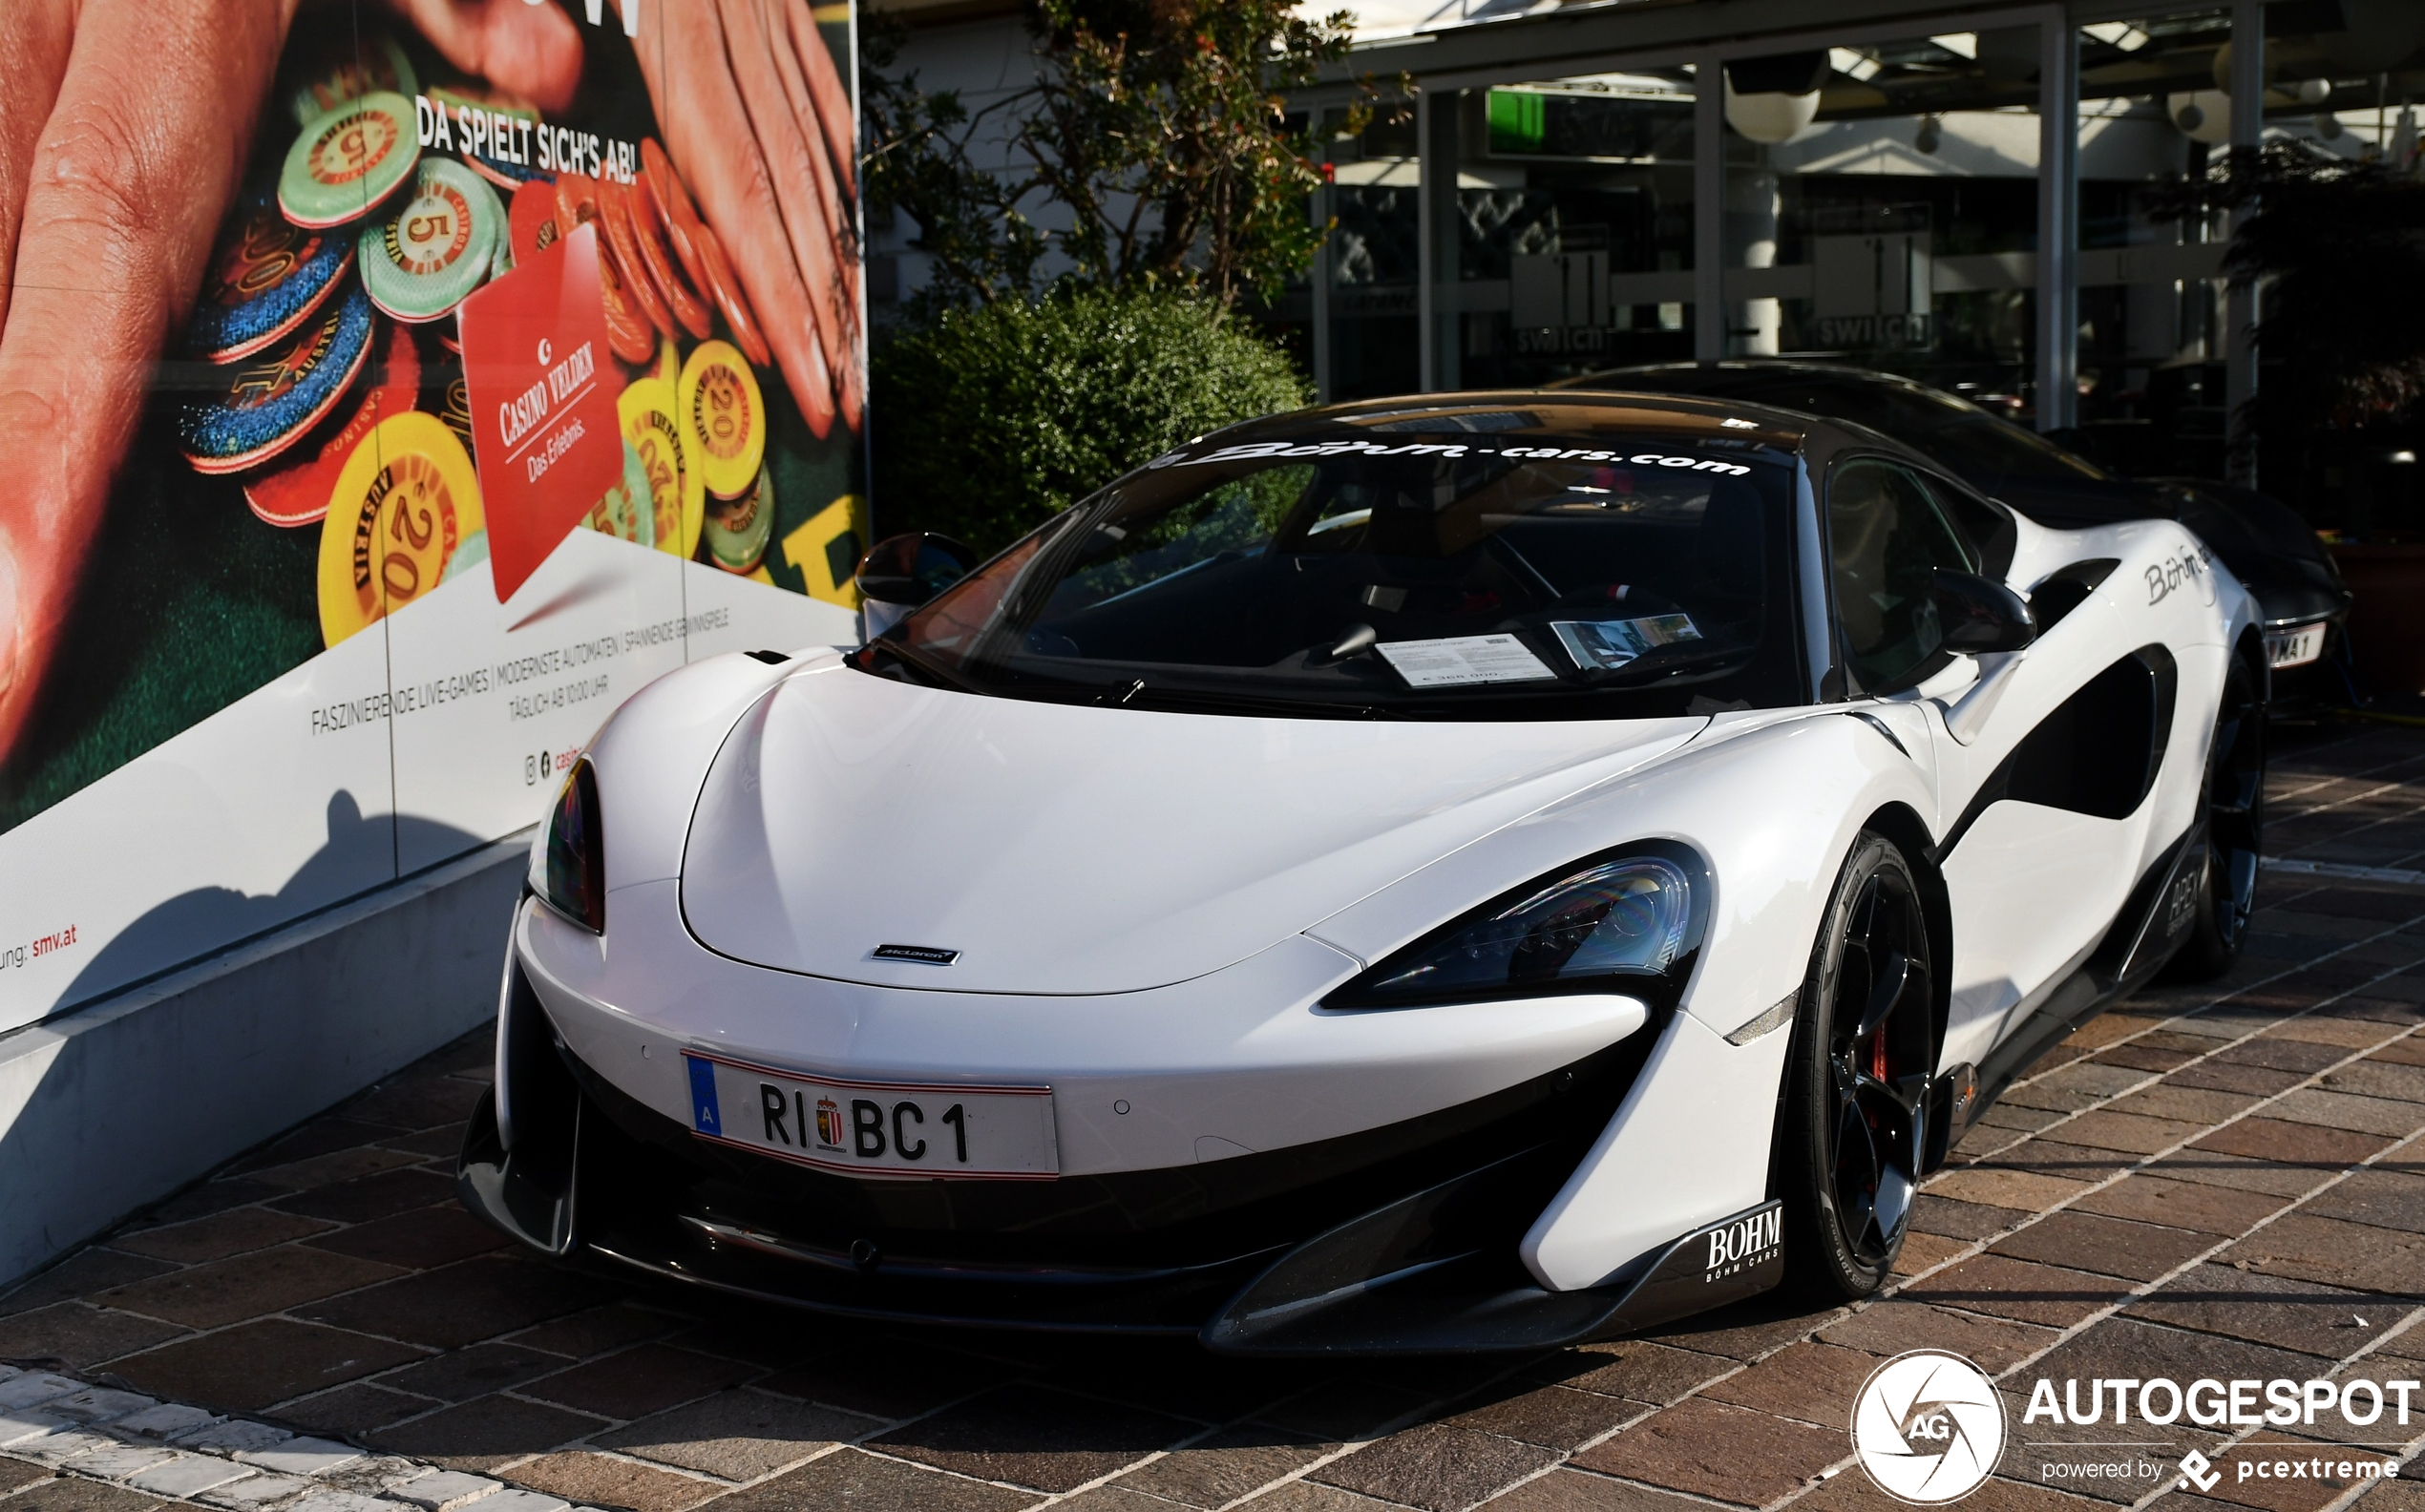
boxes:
[860,430,1806,720]
[1604,368,2106,490]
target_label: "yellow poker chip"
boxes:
[650,337,680,388]
[619,377,703,559]
[316,411,486,647]
[677,339,765,501]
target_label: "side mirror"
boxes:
[1932,569,2036,654]
[854,532,979,608]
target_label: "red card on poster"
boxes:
[456,221,622,603]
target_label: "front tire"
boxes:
[1780,833,1936,1302]
[2165,658,2265,983]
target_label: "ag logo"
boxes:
[1851,1351,2006,1503]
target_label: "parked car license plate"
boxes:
[2266,623,2325,669]
[682,1052,1057,1179]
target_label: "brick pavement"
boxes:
[7,723,2425,1512]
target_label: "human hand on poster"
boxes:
[631,0,865,440]
[0,0,580,769]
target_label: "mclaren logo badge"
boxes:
[873,943,959,965]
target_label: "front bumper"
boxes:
[463,891,1788,1352]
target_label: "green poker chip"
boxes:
[279,91,419,229]
[359,157,500,323]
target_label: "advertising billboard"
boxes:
[0,0,864,1032]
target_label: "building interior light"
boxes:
[2081,22,2152,52]
[1929,32,1978,59]
[1829,47,1882,82]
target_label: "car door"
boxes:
[1823,455,2138,1075]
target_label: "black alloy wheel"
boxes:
[2166,658,2266,982]
[1781,832,1935,1300]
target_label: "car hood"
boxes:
[679,664,1704,995]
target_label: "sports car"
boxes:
[460,391,2266,1354]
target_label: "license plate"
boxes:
[2267,624,2325,669]
[682,1051,1058,1180]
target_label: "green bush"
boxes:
[871,287,1310,554]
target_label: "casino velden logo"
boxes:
[1851,1352,2008,1504]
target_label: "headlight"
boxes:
[1326,843,1706,1010]
[540,759,605,933]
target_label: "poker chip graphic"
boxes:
[179,283,375,473]
[1851,1352,2006,1505]
[188,190,355,364]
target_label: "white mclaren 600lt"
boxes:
[462,392,2267,1355]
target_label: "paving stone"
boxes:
[345,1078,489,1133]
[268,1170,460,1228]
[282,1491,399,1512]
[275,1383,436,1437]
[1571,1396,1844,1504]
[377,1346,566,1405]
[1971,1143,2146,1187]
[1107,1422,1331,1505]
[113,1404,218,1440]
[446,1491,563,1512]
[0,1254,179,1319]
[1309,1422,1559,1512]
[0,1376,104,1415]
[63,1442,178,1480]
[2093,1042,2204,1074]
[1642,1293,1846,1361]
[1910,1197,2028,1241]
[1977,1103,2067,1133]
[2325,1060,2425,1103]
[385,1469,505,1511]
[2125,1263,2393,1356]
[2269,1090,2425,1138]
[714,1446,1031,1512]
[304,1209,510,1272]
[1526,1341,1734,1405]
[2219,1211,2425,1294]
[370,1396,610,1474]
[1698,1343,1879,1428]
[2109,1086,2265,1125]
[2006,1063,2154,1111]
[501,1307,681,1362]
[2071,1175,2295,1236]
[4,1480,171,1512]
[595,1389,879,1481]
[2272,1015,2408,1050]
[90,1247,404,1331]
[233,1121,412,1177]
[0,1410,72,1447]
[1991,1210,2216,1281]
[1479,1469,1719,1512]
[109,1210,338,1266]
[236,1437,364,1477]
[505,1453,715,1512]
[2216,1040,2351,1076]
[14,1427,120,1464]
[0,1461,50,1496]
[2370,1035,2425,1067]
[1899,1254,2135,1328]
[381,1125,474,1160]
[1795,1472,2113,1512]
[519,1345,757,1421]
[1896,1230,1971,1277]
[115,1320,424,1412]
[297,1258,614,1351]
[1255,1378,1433,1440]
[868,1384,1190,1493]
[0,1304,189,1372]
[2301,1168,2425,1234]
[172,1421,292,1455]
[2144,1151,2335,1198]
[752,1343,1006,1424]
[43,1389,154,1424]
[1816,1300,2057,1373]
[241,1148,425,1194]
[2167,1062,2309,1097]
[1925,1167,2095,1211]
[2038,1110,2207,1155]
[123,1456,256,1498]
